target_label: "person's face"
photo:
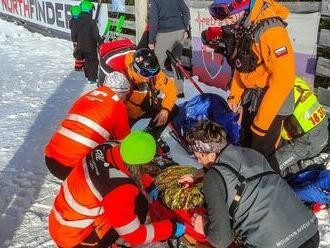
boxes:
[193,151,217,168]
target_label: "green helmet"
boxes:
[120,131,156,165]
[80,1,94,13]
[70,5,81,18]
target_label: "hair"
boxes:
[185,120,227,148]
[126,164,145,190]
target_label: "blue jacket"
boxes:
[173,93,241,144]
[288,168,330,204]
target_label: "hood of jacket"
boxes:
[248,0,289,24]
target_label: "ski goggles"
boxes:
[209,3,234,20]
[133,63,160,78]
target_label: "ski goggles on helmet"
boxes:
[133,63,160,78]
[209,3,234,20]
[209,0,250,20]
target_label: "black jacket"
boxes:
[71,13,102,53]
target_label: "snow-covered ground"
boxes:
[0,19,329,247]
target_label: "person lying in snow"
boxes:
[172,93,241,145]
[179,119,319,248]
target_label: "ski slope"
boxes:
[0,19,329,247]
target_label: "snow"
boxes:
[0,18,329,248]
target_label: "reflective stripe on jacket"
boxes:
[49,143,174,247]
[292,77,326,133]
[45,86,130,168]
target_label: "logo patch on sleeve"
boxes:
[274,46,288,58]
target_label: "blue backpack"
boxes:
[172,93,241,144]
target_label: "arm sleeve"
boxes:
[228,70,245,105]
[111,102,131,140]
[155,72,178,111]
[203,169,234,248]
[148,0,158,44]
[251,26,295,136]
[92,21,103,44]
[103,184,174,245]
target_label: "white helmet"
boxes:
[104,71,130,93]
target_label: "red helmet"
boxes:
[209,0,251,20]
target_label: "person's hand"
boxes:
[191,213,207,235]
[153,109,169,126]
[227,99,241,113]
[182,31,189,41]
[148,43,155,50]
[172,221,186,238]
[178,174,194,189]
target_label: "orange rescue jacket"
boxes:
[45,86,130,168]
[49,143,174,248]
[228,0,295,136]
[100,41,178,120]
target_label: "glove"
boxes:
[201,27,223,45]
[173,221,186,238]
[148,188,159,201]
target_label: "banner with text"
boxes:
[0,0,108,37]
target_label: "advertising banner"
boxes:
[0,0,108,37]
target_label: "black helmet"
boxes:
[133,48,160,78]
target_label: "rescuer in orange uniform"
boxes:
[48,131,185,248]
[99,42,178,154]
[204,0,295,171]
[45,72,131,180]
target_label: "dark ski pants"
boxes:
[240,105,286,173]
[130,99,179,141]
[137,30,149,49]
[82,51,99,81]
[137,30,173,72]
[45,156,73,180]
